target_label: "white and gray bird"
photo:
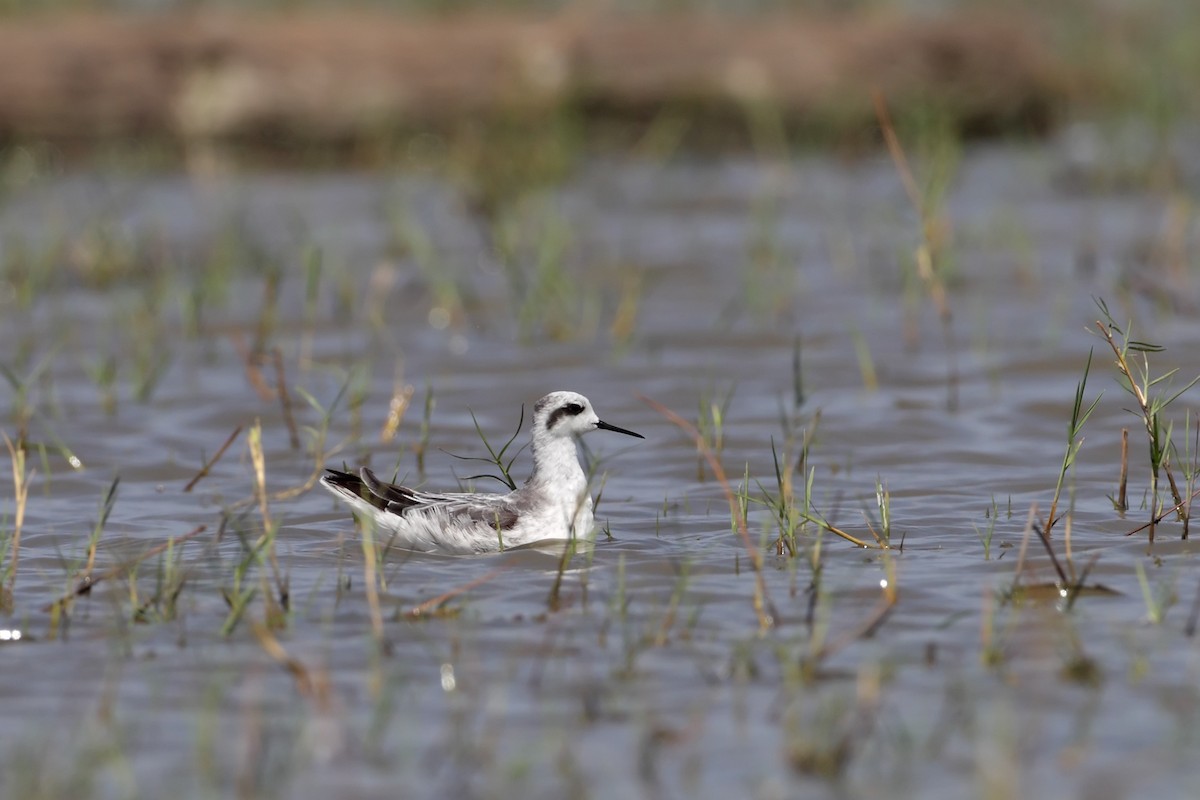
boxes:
[320,391,644,554]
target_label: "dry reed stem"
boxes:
[381,382,415,443]
[1063,514,1075,583]
[873,89,949,319]
[2,432,28,597]
[1032,518,1070,587]
[547,523,587,612]
[639,393,778,631]
[251,619,329,704]
[794,485,873,549]
[1165,466,1186,529]
[222,440,345,517]
[1011,503,1038,587]
[980,582,995,656]
[183,424,244,493]
[42,523,208,613]
[248,420,286,616]
[231,333,275,402]
[359,521,384,642]
[1062,553,1102,610]
[872,89,924,217]
[873,89,958,410]
[816,520,873,549]
[1125,485,1200,538]
[249,421,272,536]
[813,558,898,661]
[407,562,513,619]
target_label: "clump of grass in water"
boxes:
[219,418,320,635]
[80,476,120,585]
[1093,297,1200,541]
[296,364,365,476]
[443,402,527,493]
[864,476,894,547]
[988,347,1108,604]
[973,496,1006,561]
[414,398,533,553]
[756,432,879,554]
[1002,354,1112,607]
[41,484,208,639]
[219,510,265,637]
[1043,348,1102,549]
[694,384,734,482]
[641,393,778,631]
[0,350,83,470]
[132,533,191,626]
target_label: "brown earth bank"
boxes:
[0,9,1064,155]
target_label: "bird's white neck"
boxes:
[529,435,588,496]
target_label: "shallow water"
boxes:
[3,144,1200,798]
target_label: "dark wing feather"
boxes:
[323,467,417,514]
[359,467,420,508]
[328,467,519,530]
[322,468,372,503]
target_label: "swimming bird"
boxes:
[320,391,644,554]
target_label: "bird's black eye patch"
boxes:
[546,402,586,429]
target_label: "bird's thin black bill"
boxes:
[597,419,645,439]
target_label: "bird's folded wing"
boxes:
[360,467,519,530]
